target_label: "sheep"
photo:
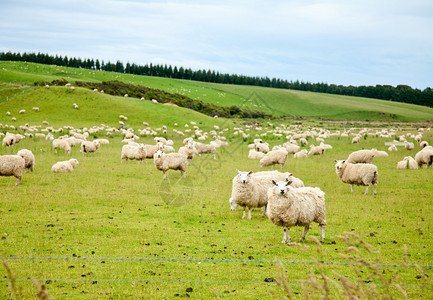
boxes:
[73,103,79,109]
[121,144,146,163]
[32,107,39,112]
[194,142,217,159]
[284,143,300,154]
[294,149,308,158]
[2,133,16,147]
[248,149,265,160]
[0,155,25,185]
[420,141,429,148]
[17,149,35,172]
[352,136,360,144]
[53,139,71,153]
[178,141,195,159]
[80,140,100,155]
[19,109,26,114]
[414,146,433,168]
[388,144,397,151]
[153,150,188,179]
[259,149,288,168]
[308,145,325,156]
[255,143,269,153]
[404,141,414,151]
[152,99,158,104]
[51,158,79,173]
[396,156,418,169]
[300,138,308,146]
[334,160,378,194]
[143,142,165,160]
[94,138,110,145]
[286,173,304,188]
[346,149,378,164]
[266,180,326,244]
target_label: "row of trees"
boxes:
[1,51,432,107]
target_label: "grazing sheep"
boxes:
[152,99,158,104]
[121,144,146,163]
[284,143,300,154]
[346,149,377,164]
[352,136,360,144]
[255,143,270,153]
[300,138,308,146]
[260,149,288,168]
[248,149,265,160]
[414,146,433,168]
[73,103,79,109]
[53,139,71,153]
[396,156,418,169]
[19,109,26,114]
[267,180,326,244]
[153,150,188,178]
[404,142,414,151]
[94,138,110,145]
[420,141,429,148]
[294,149,308,158]
[194,142,217,159]
[2,133,16,147]
[17,149,35,172]
[32,107,39,112]
[80,140,100,155]
[334,160,378,194]
[308,145,325,156]
[388,144,397,151]
[229,170,295,219]
[0,155,25,185]
[51,159,79,173]
[143,142,165,160]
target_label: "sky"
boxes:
[0,0,432,89]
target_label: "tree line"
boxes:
[1,51,432,107]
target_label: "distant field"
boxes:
[1,61,433,122]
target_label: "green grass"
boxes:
[2,61,433,122]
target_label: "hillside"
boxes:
[1,61,433,122]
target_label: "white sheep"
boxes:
[229,170,294,219]
[73,103,79,109]
[284,143,300,154]
[53,139,71,153]
[346,149,378,164]
[121,144,146,163]
[194,142,216,159]
[294,149,308,158]
[388,144,397,151]
[2,133,23,147]
[255,143,269,153]
[420,141,429,149]
[17,149,35,172]
[178,141,195,159]
[396,156,418,169]
[260,149,288,168]
[308,145,325,156]
[266,180,326,244]
[248,149,265,160]
[414,146,433,168]
[19,109,26,114]
[143,142,165,161]
[94,138,110,145]
[334,160,378,194]
[404,142,414,151]
[80,140,100,155]
[0,155,25,185]
[32,107,39,112]
[153,150,188,178]
[51,159,79,173]
[352,136,360,144]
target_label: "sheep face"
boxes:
[237,170,253,184]
[272,180,291,195]
[229,198,238,211]
[334,159,346,171]
[154,150,164,159]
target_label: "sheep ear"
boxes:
[286,180,292,186]
[342,160,345,163]
[334,159,337,162]
[272,180,277,186]
[247,171,253,176]
[237,169,241,174]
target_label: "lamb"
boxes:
[121,144,146,163]
[396,156,418,169]
[229,170,297,219]
[53,139,71,153]
[194,142,217,159]
[248,149,265,160]
[153,150,188,178]
[414,146,433,168]
[259,149,288,168]
[51,158,79,173]
[17,149,35,172]
[294,149,308,158]
[266,180,326,244]
[308,145,325,156]
[388,144,397,151]
[334,160,378,194]
[404,142,414,151]
[80,140,100,155]
[0,155,25,185]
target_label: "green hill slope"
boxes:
[1,61,433,122]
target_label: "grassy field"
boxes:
[0,64,432,298]
[2,61,433,122]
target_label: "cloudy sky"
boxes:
[1,0,432,89]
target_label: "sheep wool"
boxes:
[51,159,79,173]
[17,149,35,172]
[0,155,25,185]
[294,149,308,158]
[334,160,378,194]
[80,140,100,155]
[248,149,265,160]
[259,149,288,169]
[153,151,188,178]
[121,144,146,163]
[266,181,326,244]
[194,142,217,159]
[414,146,433,168]
[53,139,71,153]
[308,145,325,156]
[396,156,418,169]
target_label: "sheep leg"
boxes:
[320,224,325,243]
[364,184,370,194]
[163,171,167,179]
[350,184,354,193]
[248,207,253,219]
[213,153,216,160]
[15,177,21,186]
[262,205,267,217]
[280,164,283,169]
[282,227,290,244]
[373,183,377,194]
[300,225,310,241]
[242,207,247,219]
